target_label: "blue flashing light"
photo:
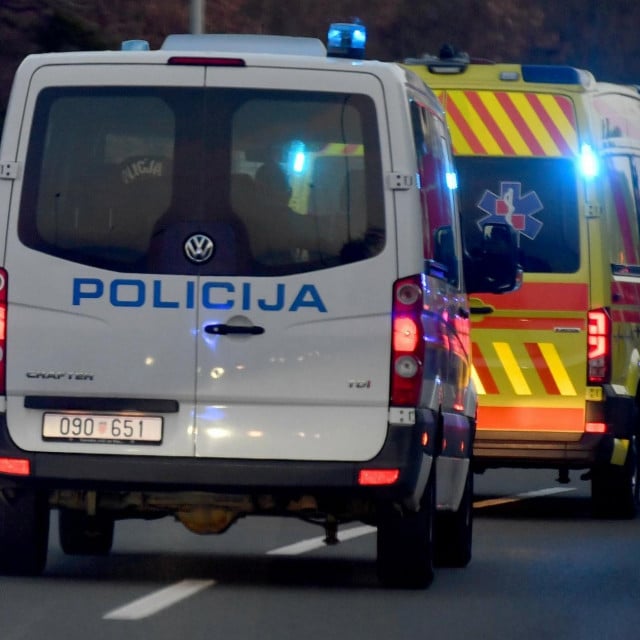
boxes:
[121,39,150,51]
[579,143,599,179]
[293,152,306,174]
[327,22,366,59]
[288,140,307,175]
[521,64,582,85]
[446,171,458,190]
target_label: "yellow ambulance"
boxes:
[405,50,640,517]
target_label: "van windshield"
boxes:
[455,156,580,273]
[19,87,385,275]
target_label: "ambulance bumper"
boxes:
[474,386,636,470]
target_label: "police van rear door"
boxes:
[5,62,204,457]
[193,66,397,462]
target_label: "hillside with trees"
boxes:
[2,0,640,129]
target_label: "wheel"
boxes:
[59,509,114,556]
[435,466,473,568]
[591,434,638,519]
[376,470,435,589]
[0,488,50,576]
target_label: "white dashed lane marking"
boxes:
[103,487,574,619]
[103,579,215,620]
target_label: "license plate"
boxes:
[42,412,163,444]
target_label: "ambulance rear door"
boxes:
[443,89,590,443]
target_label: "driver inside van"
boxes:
[249,153,323,266]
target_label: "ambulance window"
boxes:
[455,156,580,273]
[410,99,460,287]
[604,156,640,267]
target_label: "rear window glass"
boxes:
[456,156,580,273]
[19,87,384,275]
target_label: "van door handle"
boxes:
[204,324,265,335]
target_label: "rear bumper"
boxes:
[473,434,606,469]
[474,387,636,470]
[0,411,437,506]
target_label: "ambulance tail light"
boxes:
[0,269,6,395]
[390,276,425,406]
[587,308,610,384]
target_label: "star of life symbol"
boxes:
[477,181,544,242]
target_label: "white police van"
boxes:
[0,24,518,587]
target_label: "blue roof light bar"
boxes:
[327,22,367,59]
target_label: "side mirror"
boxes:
[464,222,522,294]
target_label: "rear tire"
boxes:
[0,489,50,576]
[376,470,435,589]
[59,510,114,556]
[591,434,638,519]
[435,467,473,567]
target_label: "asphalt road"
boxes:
[2,468,639,640]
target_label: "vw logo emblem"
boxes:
[184,233,215,264]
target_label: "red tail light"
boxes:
[358,469,400,486]
[587,308,610,384]
[0,457,30,476]
[390,275,425,406]
[0,269,6,394]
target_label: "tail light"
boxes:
[0,269,6,394]
[390,275,425,406]
[587,308,610,384]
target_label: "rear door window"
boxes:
[456,156,580,273]
[19,87,384,276]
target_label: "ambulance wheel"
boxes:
[591,435,637,519]
[0,488,50,576]
[59,509,114,556]
[435,467,473,568]
[376,470,435,589]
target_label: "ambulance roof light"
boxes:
[326,22,366,59]
[521,64,594,86]
[121,39,150,51]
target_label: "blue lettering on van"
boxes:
[72,278,327,312]
[110,279,145,307]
